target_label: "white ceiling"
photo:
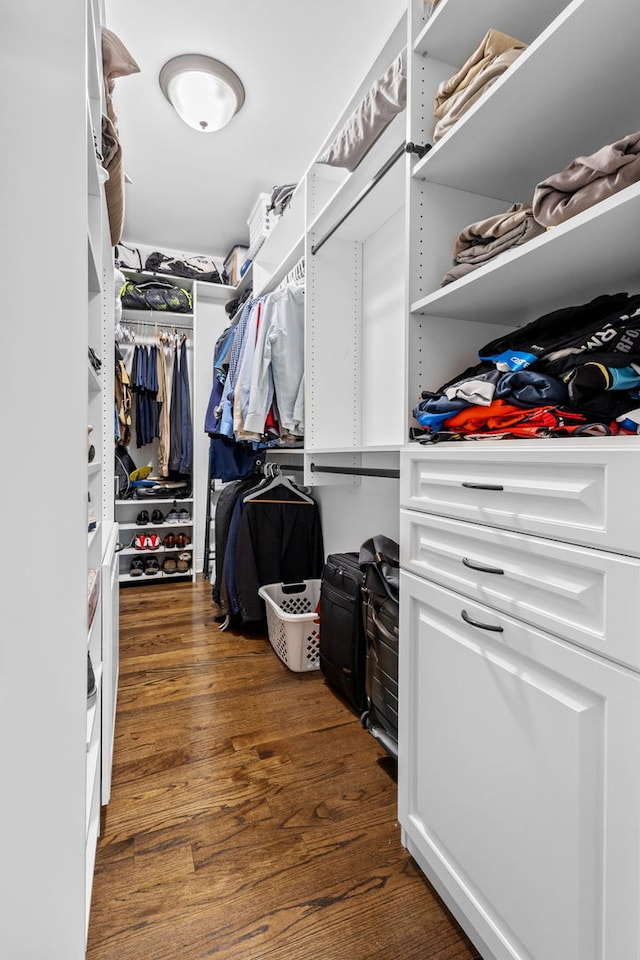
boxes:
[105,0,406,260]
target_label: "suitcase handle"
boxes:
[281,582,307,595]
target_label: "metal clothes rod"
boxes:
[310,463,400,479]
[310,142,406,256]
[119,316,193,330]
[259,460,305,473]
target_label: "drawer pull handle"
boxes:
[462,557,504,575]
[461,609,504,632]
[462,482,504,491]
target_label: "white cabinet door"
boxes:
[399,571,640,960]
[400,439,640,555]
[400,508,640,670]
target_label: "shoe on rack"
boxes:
[144,556,160,576]
[133,534,147,550]
[129,557,144,577]
[162,533,177,549]
[136,509,149,525]
[162,555,178,574]
[176,552,191,573]
[87,653,97,704]
[178,508,191,523]
[88,493,97,533]
[165,502,180,523]
[151,509,165,524]
[146,534,161,550]
[174,533,191,549]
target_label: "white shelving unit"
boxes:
[242,12,408,555]
[115,497,196,583]
[115,268,233,576]
[1,0,117,954]
[399,2,640,960]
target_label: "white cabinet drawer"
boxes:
[400,439,640,555]
[400,509,640,670]
[399,572,640,960]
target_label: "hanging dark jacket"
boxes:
[234,486,325,624]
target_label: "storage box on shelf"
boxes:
[400,2,640,959]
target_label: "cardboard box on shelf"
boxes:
[224,245,249,286]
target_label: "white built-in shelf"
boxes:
[120,307,194,324]
[87,601,100,648]
[87,524,100,548]
[116,497,193,507]
[413,0,567,65]
[88,363,101,392]
[411,182,640,326]
[118,570,192,584]
[412,0,640,200]
[87,229,101,295]
[120,267,234,304]
[308,113,406,248]
[85,0,101,123]
[88,461,101,476]
[85,664,102,750]
[305,445,402,455]
[118,520,193,532]
[119,543,193,558]
[86,112,102,199]
[85,715,101,836]
[254,237,305,298]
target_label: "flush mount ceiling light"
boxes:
[159,54,245,133]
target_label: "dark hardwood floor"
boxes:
[87,576,481,960]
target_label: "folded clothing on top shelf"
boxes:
[441,202,545,285]
[532,129,640,227]
[433,29,527,142]
[316,51,407,172]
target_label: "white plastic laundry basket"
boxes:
[258,580,322,672]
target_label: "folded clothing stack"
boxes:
[532,129,640,227]
[414,291,640,440]
[433,29,526,142]
[441,203,545,285]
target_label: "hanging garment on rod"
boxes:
[211,469,324,627]
[155,340,170,476]
[243,284,305,438]
[206,283,305,447]
[234,476,324,624]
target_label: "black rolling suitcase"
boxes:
[318,552,366,712]
[359,535,400,758]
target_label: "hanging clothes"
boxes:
[168,343,182,472]
[114,343,132,445]
[178,337,192,475]
[155,339,170,477]
[234,479,325,624]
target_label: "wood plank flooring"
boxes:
[86,576,482,960]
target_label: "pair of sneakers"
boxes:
[133,533,161,550]
[165,505,190,524]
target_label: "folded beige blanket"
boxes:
[532,130,640,227]
[433,30,526,142]
[442,203,544,285]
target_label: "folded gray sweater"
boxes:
[533,129,640,227]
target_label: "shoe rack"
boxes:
[115,497,196,584]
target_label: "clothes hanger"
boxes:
[243,463,314,504]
